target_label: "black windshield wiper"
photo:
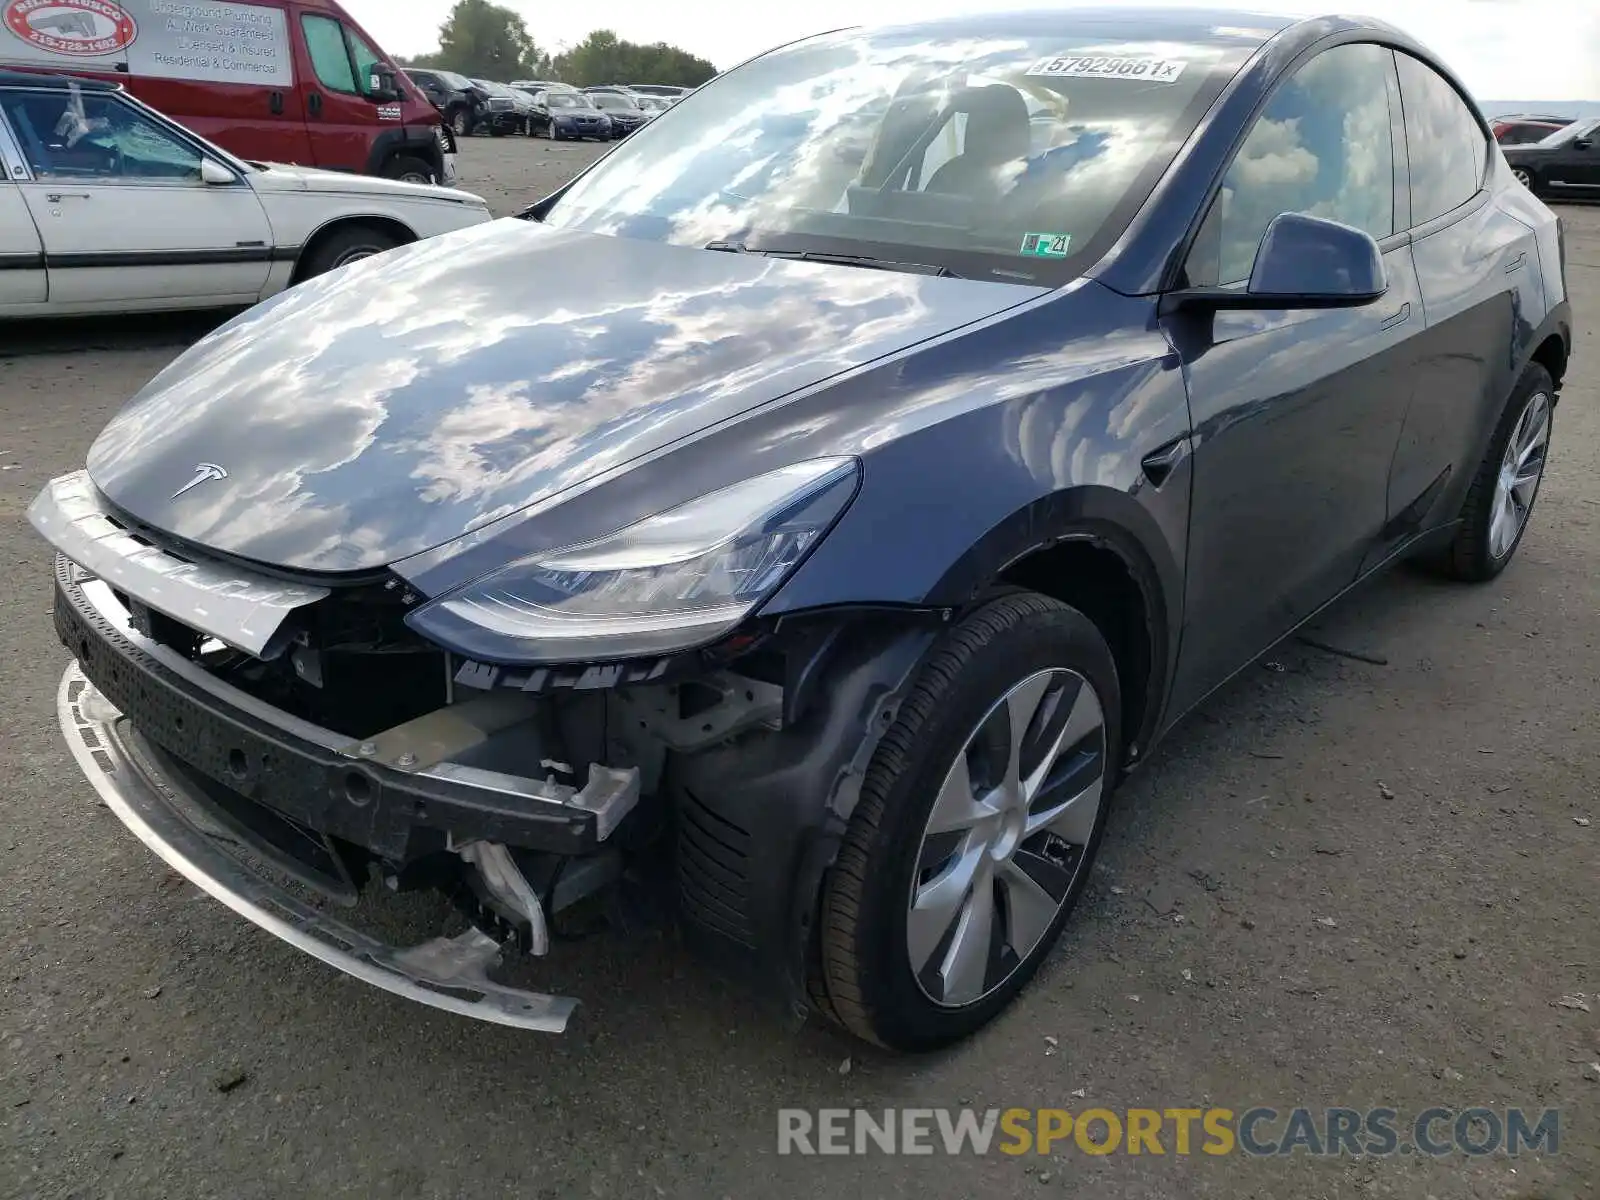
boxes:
[704,240,958,278]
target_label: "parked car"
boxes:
[632,95,671,117]
[0,0,455,184]
[1491,114,1576,146]
[511,79,578,95]
[470,79,534,135]
[406,68,485,139]
[626,84,689,100]
[585,89,646,136]
[1502,117,1600,196]
[30,9,1571,1051]
[0,72,490,317]
[529,89,611,141]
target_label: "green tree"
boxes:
[553,30,716,88]
[428,0,544,80]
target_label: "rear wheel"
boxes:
[817,592,1120,1051]
[1512,166,1538,194]
[1425,362,1554,582]
[299,224,403,280]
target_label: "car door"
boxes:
[0,87,273,306]
[1556,122,1600,189]
[1384,53,1544,538]
[0,111,47,307]
[1165,42,1425,713]
[296,10,390,171]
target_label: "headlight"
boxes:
[407,458,860,663]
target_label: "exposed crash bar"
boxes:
[56,662,578,1032]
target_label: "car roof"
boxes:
[857,6,1298,46]
[0,69,120,92]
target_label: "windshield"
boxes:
[1539,117,1596,146]
[543,26,1247,282]
[591,93,639,111]
[436,70,473,90]
[548,92,591,109]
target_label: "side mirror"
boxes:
[1575,138,1594,151]
[200,158,235,186]
[368,68,399,102]
[1163,212,1387,314]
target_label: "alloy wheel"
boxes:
[1512,167,1533,189]
[906,668,1106,1008]
[332,247,383,268]
[1488,388,1551,560]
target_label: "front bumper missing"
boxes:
[57,662,579,1032]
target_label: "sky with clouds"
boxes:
[347,0,1599,102]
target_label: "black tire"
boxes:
[380,155,434,185]
[1512,167,1540,196]
[450,108,473,137]
[1424,362,1555,582]
[816,592,1121,1051]
[489,123,506,137]
[298,224,403,280]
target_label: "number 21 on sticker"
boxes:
[1021,232,1071,258]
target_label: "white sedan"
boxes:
[0,74,492,317]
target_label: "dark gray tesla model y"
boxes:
[31,7,1572,1050]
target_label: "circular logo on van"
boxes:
[3,0,137,57]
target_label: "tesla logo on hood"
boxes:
[172,462,228,499]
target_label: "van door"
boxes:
[0,86,272,305]
[0,119,46,306]
[294,8,389,171]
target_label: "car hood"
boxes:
[248,163,485,206]
[85,219,1040,575]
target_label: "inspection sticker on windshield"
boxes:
[1025,55,1189,84]
[1020,232,1071,258]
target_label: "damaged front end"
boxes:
[35,470,936,1031]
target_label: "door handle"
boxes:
[1379,301,1411,331]
[1504,251,1527,274]
[269,90,284,115]
[307,92,322,116]
[45,192,90,202]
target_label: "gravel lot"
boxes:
[1,137,1596,1199]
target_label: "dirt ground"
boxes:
[0,137,1596,1199]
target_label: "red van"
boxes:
[0,0,454,183]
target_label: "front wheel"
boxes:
[450,109,472,137]
[1424,362,1555,582]
[379,155,434,185]
[299,224,403,280]
[816,592,1121,1051]
[1512,166,1539,194]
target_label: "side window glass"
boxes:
[343,27,385,97]
[301,14,357,94]
[1200,43,1396,286]
[0,90,200,181]
[1395,53,1486,225]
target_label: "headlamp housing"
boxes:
[406,457,860,663]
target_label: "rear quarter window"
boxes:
[1395,52,1488,225]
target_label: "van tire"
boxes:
[381,156,435,185]
[298,224,404,280]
